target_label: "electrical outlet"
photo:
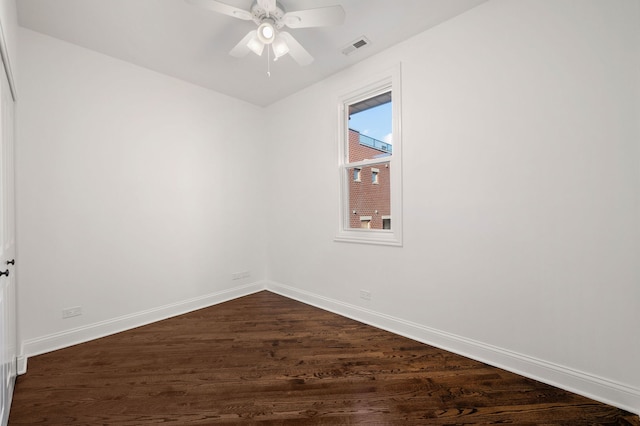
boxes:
[360,290,372,301]
[62,306,82,319]
[232,271,251,281]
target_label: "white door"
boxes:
[0,59,16,426]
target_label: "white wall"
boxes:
[16,28,267,355]
[265,0,640,413]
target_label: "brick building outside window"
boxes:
[347,128,391,229]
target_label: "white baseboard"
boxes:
[17,356,26,375]
[19,281,267,371]
[265,281,640,416]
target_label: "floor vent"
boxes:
[342,36,371,56]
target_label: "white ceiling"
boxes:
[17,0,487,106]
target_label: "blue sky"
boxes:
[349,102,392,144]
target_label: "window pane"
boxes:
[346,162,391,229]
[348,92,392,162]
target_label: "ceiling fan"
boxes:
[187,0,345,66]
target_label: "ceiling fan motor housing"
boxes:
[251,0,286,29]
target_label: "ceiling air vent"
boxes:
[342,36,371,56]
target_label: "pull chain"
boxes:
[267,46,271,78]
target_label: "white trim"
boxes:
[0,373,15,426]
[345,158,390,169]
[359,216,372,221]
[336,63,402,247]
[0,18,17,425]
[0,18,16,101]
[16,356,26,375]
[19,282,267,367]
[265,281,640,416]
[334,229,399,246]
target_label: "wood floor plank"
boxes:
[9,291,639,425]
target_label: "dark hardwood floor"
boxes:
[9,291,639,425]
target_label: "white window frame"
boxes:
[335,64,403,246]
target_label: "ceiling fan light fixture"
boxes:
[247,33,265,56]
[271,35,289,59]
[257,22,275,44]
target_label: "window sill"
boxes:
[334,229,402,247]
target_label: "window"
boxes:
[382,216,391,230]
[371,168,379,184]
[336,65,402,246]
[360,216,372,229]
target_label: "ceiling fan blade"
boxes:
[257,0,277,16]
[282,5,345,29]
[186,0,252,20]
[230,30,262,57]
[279,32,314,66]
